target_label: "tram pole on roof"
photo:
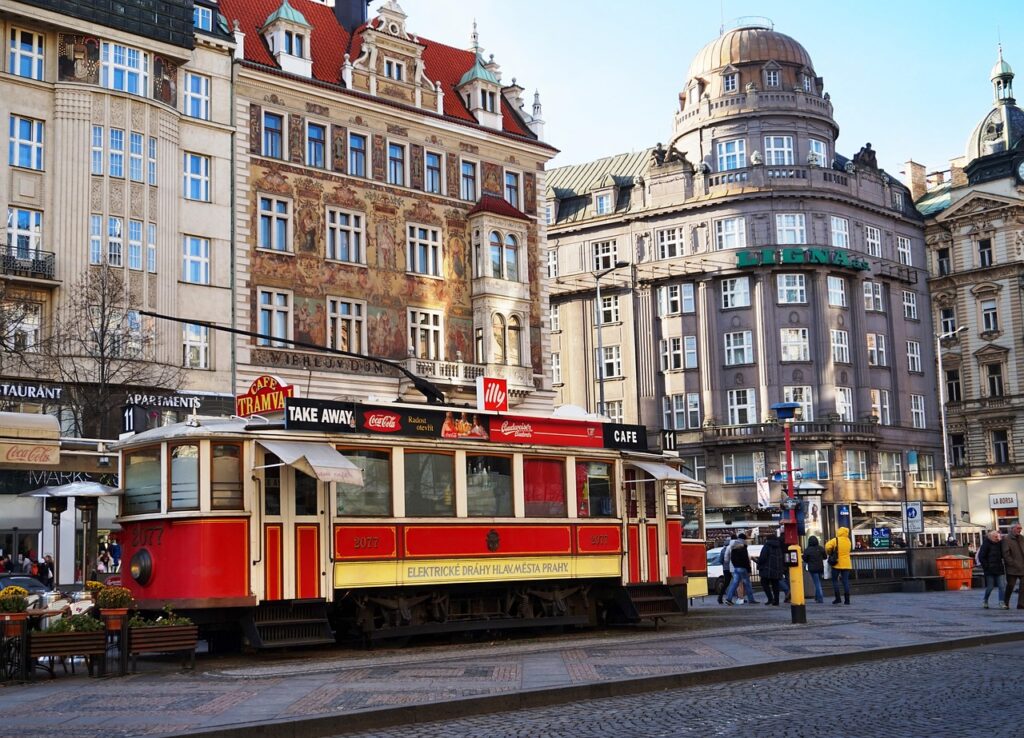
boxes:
[140,310,447,405]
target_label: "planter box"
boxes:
[128,625,198,672]
[28,631,107,678]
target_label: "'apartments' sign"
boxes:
[735,247,870,271]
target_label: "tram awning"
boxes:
[0,411,60,466]
[628,460,701,486]
[257,440,363,485]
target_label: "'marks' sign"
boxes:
[735,247,870,271]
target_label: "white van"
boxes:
[706,544,763,597]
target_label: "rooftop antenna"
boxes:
[719,0,725,35]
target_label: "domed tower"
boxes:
[964,45,1024,165]
[671,18,838,170]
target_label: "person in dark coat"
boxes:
[723,534,757,605]
[803,535,827,603]
[757,534,786,606]
[1001,523,1024,609]
[977,530,1005,609]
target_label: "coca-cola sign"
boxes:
[0,442,60,465]
[363,410,402,433]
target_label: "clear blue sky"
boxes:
[399,0,1024,180]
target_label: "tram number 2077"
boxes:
[130,527,164,548]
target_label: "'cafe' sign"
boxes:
[235,375,295,417]
[735,247,870,272]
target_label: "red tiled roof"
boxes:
[219,0,535,139]
[467,195,531,222]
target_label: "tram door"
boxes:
[625,471,661,584]
[262,455,324,600]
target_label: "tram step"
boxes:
[617,584,687,622]
[243,599,335,649]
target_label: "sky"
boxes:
[397,0,1024,181]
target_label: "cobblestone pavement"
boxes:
[336,641,1024,738]
[0,590,1021,738]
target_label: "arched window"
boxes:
[489,231,502,278]
[507,315,522,365]
[504,234,519,281]
[491,313,506,364]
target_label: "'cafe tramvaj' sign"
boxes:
[735,247,870,272]
[235,375,295,417]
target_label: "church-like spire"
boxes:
[991,43,1015,103]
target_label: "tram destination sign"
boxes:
[735,247,870,272]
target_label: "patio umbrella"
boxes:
[20,481,121,499]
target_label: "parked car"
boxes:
[0,573,47,595]
[706,544,763,596]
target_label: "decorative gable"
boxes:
[261,0,312,77]
[455,22,503,131]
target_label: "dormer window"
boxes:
[261,0,313,77]
[384,59,404,81]
[283,31,304,56]
[595,193,611,216]
[482,90,497,112]
[802,74,813,92]
[723,73,738,93]
[765,69,780,87]
[193,5,212,31]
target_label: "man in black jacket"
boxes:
[1001,524,1024,609]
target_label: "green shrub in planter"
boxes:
[44,613,104,633]
[129,606,194,628]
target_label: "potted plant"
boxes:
[127,607,199,671]
[0,585,29,637]
[84,580,105,599]
[95,585,134,631]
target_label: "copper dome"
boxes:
[686,22,815,83]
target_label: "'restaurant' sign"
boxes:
[476,376,509,413]
[235,375,295,417]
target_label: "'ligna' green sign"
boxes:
[736,248,870,271]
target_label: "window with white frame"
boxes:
[879,451,902,484]
[917,453,936,484]
[723,453,756,484]
[681,283,695,313]
[387,142,406,185]
[808,138,828,167]
[407,224,441,277]
[6,300,40,352]
[546,248,558,279]
[992,429,1010,465]
[780,328,810,361]
[902,290,918,319]
[8,115,43,170]
[601,400,624,424]
[193,5,213,31]
[721,276,750,308]
[182,323,209,369]
[775,213,806,244]
[552,352,561,385]
[597,344,622,378]
[946,368,962,403]
[802,75,814,92]
[836,386,854,421]
[684,336,697,369]
[9,28,44,80]
[687,393,701,428]
[258,197,289,251]
[940,307,957,334]
[897,236,912,265]
[785,449,829,480]
[326,209,363,263]
[659,337,683,371]
[723,72,738,92]
[784,385,814,421]
[129,132,143,181]
[262,111,284,159]
[282,30,305,57]
[827,276,847,307]
[910,394,926,429]
[866,333,887,366]
[843,449,867,480]
[978,238,993,268]
[109,128,124,177]
[986,363,1004,397]
[101,42,149,95]
[981,298,999,332]
[764,135,794,165]
[409,308,442,359]
[384,58,404,81]
[715,217,746,250]
[892,191,905,210]
[127,219,142,270]
[592,240,616,271]
[460,160,477,201]
[870,388,891,424]
[258,289,291,347]
[831,329,850,363]
[864,225,882,257]
[682,454,706,482]
[306,122,326,168]
[183,152,210,201]
[89,214,102,264]
[182,235,210,284]
[596,293,619,324]
[425,151,443,194]
[863,281,885,312]
[348,132,367,177]
[765,68,780,87]
[724,330,753,366]
[488,231,520,281]
[106,216,122,266]
[327,297,365,353]
[662,395,685,430]
[147,137,157,185]
[504,171,520,208]
[777,273,806,303]
[727,388,756,425]
[595,193,611,215]
[91,126,103,174]
[658,228,681,258]
[549,305,560,332]
[830,216,850,248]
[184,72,210,120]
[147,223,156,272]
[6,207,41,259]
[657,285,681,316]
[716,139,746,171]
[906,340,922,372]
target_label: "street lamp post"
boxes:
[593,260,630,415]
[936,326,966,543]
[771,401,806,624]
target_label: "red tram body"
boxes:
[114,399,706,646]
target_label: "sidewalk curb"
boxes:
[157,629,1024,738]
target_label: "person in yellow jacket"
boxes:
[825,526,853,605]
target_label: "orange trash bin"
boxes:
[936,555,973,591]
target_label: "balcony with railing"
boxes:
[702,163,853,198]
[406,358,534,394]
[676,89,835,129]
[700,418,881,445]
[1,244,56,281]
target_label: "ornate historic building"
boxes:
[547,20,949,543]
[912,47,1024,535]
[219,0,555,411]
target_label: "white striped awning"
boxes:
[257,440,363,485]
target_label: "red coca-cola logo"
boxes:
[4,445,58,463]
[363,411,401,432]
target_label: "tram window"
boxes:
[466,455,512,517]
[337,449,391,516]
[404,451,455,517]
[123,448,161,515]
[264,454,281,516]
[524,458,567,517]
[211,444,243,510]
[295,470,318,516]
[664,483,680,516]
[680,494,704,540]
[576,461,614,518]
[169,444,200,510]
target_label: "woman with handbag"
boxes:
[825,526,853,605]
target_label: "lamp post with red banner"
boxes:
[771,401,806,624]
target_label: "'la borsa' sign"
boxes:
[735,247,870,271]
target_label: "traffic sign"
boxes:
[905,501,923,534]
[871,527,891,549]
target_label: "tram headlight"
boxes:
[129,548,153,586]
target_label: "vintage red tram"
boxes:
[114,399,706,646]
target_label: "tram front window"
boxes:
[680,494,704,539]
[466,455,512,517]
[295,471,317,516]
[264,454,281,516]
[337,449,391,516]
[576,461,614,518]
[169,444,199,510]
[405,451,455,517]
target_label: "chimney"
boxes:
[949,156,968,187]
[902,160,926,201]
[335,0,371,34]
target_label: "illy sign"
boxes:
[476,376,508,413]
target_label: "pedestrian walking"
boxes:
[757,534,785,605]
[717,537,734,605]
[825,526,853,605]
[1001,523,1024,609]
[804,535,827,603]
[723,533,757,605]
[977,530,1006,609]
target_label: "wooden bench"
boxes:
[28,631,107,678]
[127,626,198,673]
